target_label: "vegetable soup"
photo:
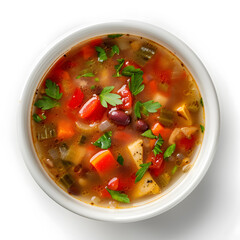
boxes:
[31,34,204,208]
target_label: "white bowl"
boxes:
[18,20,220,222]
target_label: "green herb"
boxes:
[113,58,124,77]
[164,144,176,159]
[141,129,157,139]
[95,46,107,62]
[93,131,112,149]
[76,72,95,78]
[34,96,59,110]
[171,165,178,175]
[110,45,119,57]
[200,97,204,107]
[99,86,122,108]
[153,135,164,156]
[122,66,144,95]
[45,79,62,100]
[200,124,205,133]
[106,188,130,203]
[32,113,46,123]
[94,77,100,82]
[117,154,124,165]
[90,85,96,90]
[108,34,123,39]
[135,162,152,183]
[134,100,161,118]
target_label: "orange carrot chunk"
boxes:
[57,120,75,139]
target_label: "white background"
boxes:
[1,0,240,239]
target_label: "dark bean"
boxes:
[136,120,149,132]
[108,110,131,126]
[68,183,81,196]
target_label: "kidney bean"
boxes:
[136,120,149,132]
[108,110,131,126]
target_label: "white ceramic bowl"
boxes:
[18,20,220,222]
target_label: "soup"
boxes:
[31,34,204,208]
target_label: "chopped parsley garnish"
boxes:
[93,131,112,149]
[108,34,123,39]
[141,129,157,139]
[110,45,119,57]
[135,162,152,183]
[45,79,62,100]
[117,154,124,165]
[95,46,107,62]
[106,188,130,203]
[200,124,205,133]
[121,66,144,95]
[164,144,176,159]
[200,97,204,107]
[171,165,178,175]
[32,113,46,123]
[76,72,95,78]
[153,135,164,156]
[90,85,96,90]
[34,96,59,110]
[134,100,161,118]
[94,77,100,82]
[99,86,122,108]
[113,58,124,77]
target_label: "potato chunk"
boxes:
[153,93,168,106]
[176,104,192,125]
[131,172,160,199]
[127,139,143,169]
[65,144,86,165]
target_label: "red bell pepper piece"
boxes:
[148,153,165,177]
[79,95,105,121]
[177,136,196,151]
[107,177,119,191]
[68,88,84,109]
[117,85,132,110]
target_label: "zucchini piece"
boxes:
[158,108,174,127]
[64,144,86,165]
[60,174,74,189]
[37,124,56,141]
[157,173,171,188]
[135,42,157,66]
[131,172,160,199]
[127,139,143,169]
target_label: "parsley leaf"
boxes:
[34,96,59,110]
[110,45,119,57]
[200,124,205,133]
[164,144,176,159]
[90,85,95,90]
[94,77,100,82]
[122,66,145,96]
[153,135,164,156]
[93,131,112,149]
[99,86,122,108]
[113,58,124,77]
[117,154,124,165]
[45,79,62,100]
[134,100,161,118]
[135,162,152,183]
[95,46,107,62]
[106,188,130,203]
[77,72,95,78]
[200,97,204,107]
[32,113,46,123]
[108,34,123,39]
[141,129,157,139]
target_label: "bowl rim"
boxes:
[18,20,220,222]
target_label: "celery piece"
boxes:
[157,173,171,188]
[60,174,74,189]
[37,124,56,141]
[135,42,157,66]
[158,108,174,127]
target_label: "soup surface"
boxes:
[31,34,204,208]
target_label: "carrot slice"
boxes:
[57,120,75,139]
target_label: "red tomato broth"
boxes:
[31,34,204,208]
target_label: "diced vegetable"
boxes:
[153,93,169,106]
[98,120,113,132]
[127,139,143,169]
[37,124,56,141]
[75,121,98,134]
[187,100,200,112]
[149,153,165,177]
[151,123,172,141]
[90,150,118,174]
[57,120,75,139]
[107,177,119,190]
[68,88,84,109]
[79,96,105,121]
[48,148,60,160]
[175,104,192,125]
[131,172,160,199]
[157,173,171,188]
[60,174,74,189]
[181,126,198,138]
[158,108,174,127]
[117,85,132,110]
[177,136,196,151]
[64,144,86,165]
[135,42,157,66]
